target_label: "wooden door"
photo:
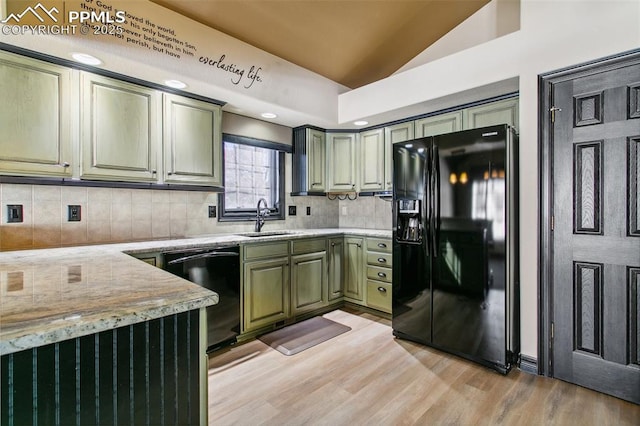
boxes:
[551,58,640,404]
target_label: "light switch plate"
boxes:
[288,205,297,216]
[208,205,217,218]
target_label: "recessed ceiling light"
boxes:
[164,79,187,89]
[261,112,277,119]
[71,53,102,66]
[354,120,368,126]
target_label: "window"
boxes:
[218,134,288,221]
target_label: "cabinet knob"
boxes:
[61,162,70,168]
[377,243,387,248]
[151,170,157,174]
[378,257,387,263]
[377,286,387,293]
[377,272,386,278]
[357,244,362,248]
[167,172,173,176]
[331,242,335,247]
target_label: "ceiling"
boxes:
[150,0,490,89]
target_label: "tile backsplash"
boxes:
[1,162,392,251]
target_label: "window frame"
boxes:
[217,134,290,222]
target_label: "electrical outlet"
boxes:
[208,205,217,218]
[288,205,297,216]
[68,205,81,222]
[7,205,23,223]
[306,206,311,215]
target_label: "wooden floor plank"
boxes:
[208,309,640,425]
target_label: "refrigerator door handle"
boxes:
[432,146,441,258]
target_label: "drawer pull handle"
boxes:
[377,257,387,263]
[377,243,387,248]
[377,272,386,278]
[377,286,387,293]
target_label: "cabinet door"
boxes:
[384,122,415,144]
[328,238,344,301]
[415,111,463,137]
[291,251,328,315]
[327,133,357,191]
[81,73,160,182]
[359,129,385,191]
[463,98,519,130]
[0,51,72,177]
[243,257,290,331]
[344,237,364,302]
[163,94,222,186]
[384,122,414,191]
[306,129,326,192]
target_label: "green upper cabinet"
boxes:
[81,72,160,182]
[463,98,519,131]
[0,51,73,177]
[163,93,222,186]
[415,110,463,138]
[327,132,358,192]
[359,128,385,192]
[384,122,414,192]
[384,122,415,144]
[306,128,326,192]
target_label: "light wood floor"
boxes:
[208,309,639,425]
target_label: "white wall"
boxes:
[339,0,640,359]
[222,112,292,146]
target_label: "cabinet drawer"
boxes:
[366,281,392,313]
[367,238,391,253]
[291,238,326,255]
[243,241,289,260]
[366,266,392,283]
[366,252,392,267]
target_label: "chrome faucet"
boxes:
[255,198,269,232]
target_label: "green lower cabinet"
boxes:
[343,237,365,302]
[366,280,392,313]
[327,238,345,301]
[291,251,328,315]
[243,257,290,332]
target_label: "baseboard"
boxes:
[519,354,539,375]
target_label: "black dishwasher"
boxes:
[163,245,240,353]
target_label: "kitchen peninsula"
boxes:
[0,229,390,425]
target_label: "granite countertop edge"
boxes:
[0,228,391,355]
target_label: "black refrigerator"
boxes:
[392,124,520,373]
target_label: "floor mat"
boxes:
[257,316,351,356]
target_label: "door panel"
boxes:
[551,61,640,404]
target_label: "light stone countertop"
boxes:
[0,228,391,356]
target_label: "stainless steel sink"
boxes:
[235,231,296,238]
